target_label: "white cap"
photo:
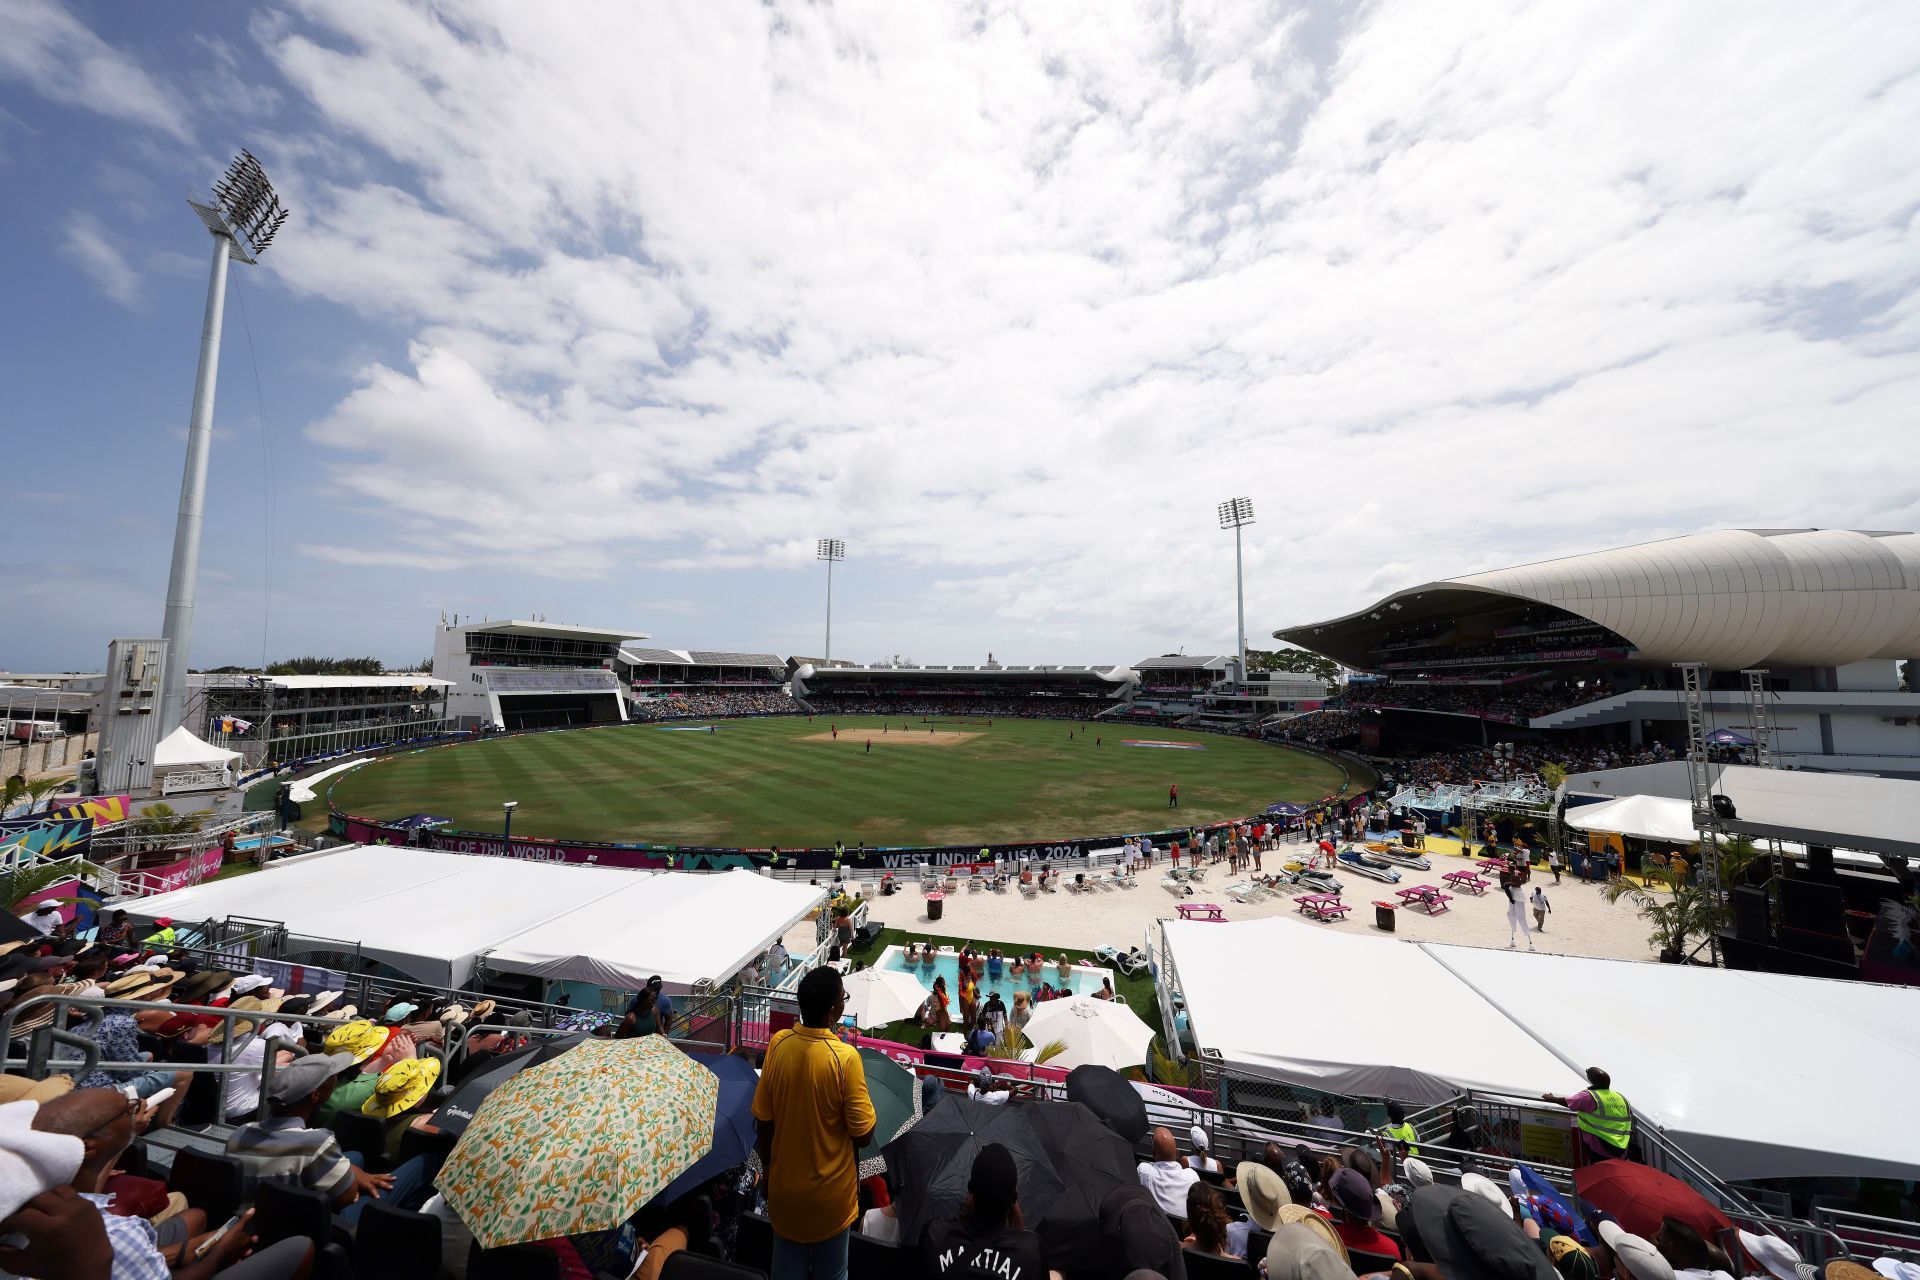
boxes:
[1872,1262,1920,1280]
[230,975,273,995]
[1402,1157,1433,1188]
[1736,1230,1811,1280]
[1460,1170,1507,1207]
[1599,1220,1677,1280]
[1190,1124,1209,1151]
[0,1100,84,1220]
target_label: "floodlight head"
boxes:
[816,538,845,561]
[190,149,291,264]
[502,800,519,812]
[1216,496,1255,528]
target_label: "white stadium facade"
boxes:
[1278,528,1920,774]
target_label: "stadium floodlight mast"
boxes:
[502,800,518,854]
[817,538,846,662]
[1217,497,1255,681]
[157,150,292,736]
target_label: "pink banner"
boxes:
[125,847,225,896]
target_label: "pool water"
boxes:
[877,944,1114,1012]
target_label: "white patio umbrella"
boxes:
[1021,995,1156,1071]
[839,966,931,1029]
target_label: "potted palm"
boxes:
[1604,863,1726,963]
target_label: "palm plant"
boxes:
[1603,863,1726,963]
[986,1023,1068,1065]
[1147,1035,1203,1088]
[130,803,207,844]
[0,860,81,912]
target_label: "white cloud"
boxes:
[252,0,1920,651]
[0,0,191,141]
[60,212,140,305]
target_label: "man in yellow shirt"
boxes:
[752,966,876,1280]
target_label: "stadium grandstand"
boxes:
[432,618,643,730]
[791,657,1134,717]
[194,673,452,766]
[1274,529,1920,777]
[616,646,795,718]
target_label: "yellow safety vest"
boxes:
[1574,1089,1632,1149]
[142,926,176,947]
[1384,1121,1420,1155]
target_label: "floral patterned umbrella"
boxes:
[439,1036,721,1248]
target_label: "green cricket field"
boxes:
[325,715,1359,848]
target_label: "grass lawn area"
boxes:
[327,716,1355,848]
[844,924,1165,1070]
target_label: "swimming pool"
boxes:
[877,944,1114,1011]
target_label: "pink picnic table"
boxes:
[1442,869,1489,894]
[1395,885,1453,915]
[1293,893,1350,922]
[1176,902,1226,922]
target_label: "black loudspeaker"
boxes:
[1805,845,1835,879]
[1780,877,1846,935]
[1710,794,1738,820]
[1730,885,1772,944]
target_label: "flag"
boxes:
[218,717,253,734]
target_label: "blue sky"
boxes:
[4,0,1917,675]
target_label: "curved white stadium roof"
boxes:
[1278,529,1920,670]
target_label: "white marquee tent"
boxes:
[1562,794,1700,844]
[1161,918,1920,1181]
[121,847,825,990]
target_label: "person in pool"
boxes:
[1054,955,1072,983]
[986,949,1003,978]
[904,941,919,962]
[1008,956,1024,977]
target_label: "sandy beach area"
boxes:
[783,832,1662,964]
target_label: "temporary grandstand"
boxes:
[432,618,645,729]
[1276,529,1920,773]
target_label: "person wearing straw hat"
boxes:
[315,1023,410,1126]
[361,1058,442,1161]
[1230,1161,1291,1259]
[226,1050,436,1222]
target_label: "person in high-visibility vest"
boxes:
[1543,1066,1632,1162]
[1381,1101,1420,1157]
[141,916,177,948]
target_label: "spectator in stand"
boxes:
[27,1087,315,1279]
[752,966,875,1280]
[1188,1126,1223,1175]
[1136,1125,1199,1219]
[225,1050,439,1222]
[1183,1181,1236,1259]
[1324,1166,1400,1260]
[1100,1183,1191,1280]
[921,1143,1046,1280]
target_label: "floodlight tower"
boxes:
[157,150,292,736]
[1217,497,1255,681]
[816,538,846,663]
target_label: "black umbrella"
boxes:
[429,1033,584,1134]
[1065,1064,1148,1142]
[881,1097,1066,1246]
[1022,1101,1138,1268]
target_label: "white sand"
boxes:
[787,833,1660,964]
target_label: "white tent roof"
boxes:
[1562,794,1700,843]
[151,725,242,768]
[1433,946,1920,1180]
[1162,917,1585,1102]
[484,868,825,989]
[118,848,824,992]
[1163,918,1920,1180]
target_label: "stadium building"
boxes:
[791,658,1134,714]
[1276,529,1920,774]
[1127,655,1325,727]
[617,648,784,697]
[193,673,452,766]
[432,619,645,730]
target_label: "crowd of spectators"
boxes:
[1340,680,1608,723]
[801,695,1112,721]
[1393,739,1681,791]
[630,690,799,719]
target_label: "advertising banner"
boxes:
[0,815,95,861]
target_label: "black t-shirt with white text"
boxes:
[922,1212,1046,1280]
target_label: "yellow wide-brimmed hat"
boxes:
[361,1057,441,1119]
[323,1020,391,1065]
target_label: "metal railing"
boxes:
[1812,1207,1920,1264]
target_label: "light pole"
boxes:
[1216,498,1255,682]
[502,800,518,856]
[158,151,291,736]
[816,539,845,662]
